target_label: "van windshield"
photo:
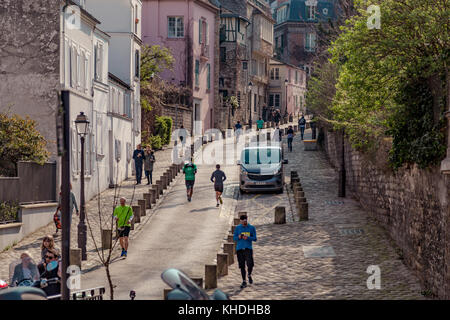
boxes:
[241,148,281,165]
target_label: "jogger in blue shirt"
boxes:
[233,214,257,288]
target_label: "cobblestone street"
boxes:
[214,129,426,300]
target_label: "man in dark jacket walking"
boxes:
[233,214,257,289]
[298,115,306,140]
[210,164,226,207]
[132,144,145,184]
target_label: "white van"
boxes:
[238,146,288,194]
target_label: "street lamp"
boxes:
[75,112,89,261]
[284,79,288,122]
[248,82,253,129]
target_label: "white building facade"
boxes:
[86,0,142,182]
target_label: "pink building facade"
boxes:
[269,58,307,119]
[142,0,218,136]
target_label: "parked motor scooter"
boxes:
[9,256,60,298]
[0,279,8,290]
[161,268,229,300]
[8,256,40,288]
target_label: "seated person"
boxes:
[10,252,39,286]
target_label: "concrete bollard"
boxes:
[138,199,146,217]
[217,253,229,277]
[156,180,163,195]
[168,169,173,182]
[292,183,301,193]
[227,234,234,243]
[291,171,298,179]
[101,229,112,250]
[274,206,286,224]
[205,265,217,289]
[233,218,241,226]
[130,216,135,230]
[299,201,309,221]
[223,243,235,265]
[132,205,141,223]
[70,248,82,269]
[163,288,172,300]
[143,193,152,210]
[295,195,307,205]
[149,188,156,204]
[191,277,203,288]
[231,225,236,234]
[291,177,300,188]
[171,165,177,178]
[238,211,247,217]
[294,125,298,132]
[161,174,168,189]
[296,190,305,198]
[152,185,160,199]
[267,132,271,141]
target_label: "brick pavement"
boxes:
[212,129,426,300]
[0,143,184,282]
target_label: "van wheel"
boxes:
[276,188,283,194]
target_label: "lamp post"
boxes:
[248,82,253,129]
[285,79,288,122]
[75,112,89,260]
[338,128,346,197]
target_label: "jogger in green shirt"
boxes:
[183,161,197,202]
[113,197,134,257]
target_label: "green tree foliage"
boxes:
[0,201,19,223]
[140,45,175,84]
[154,116,173,146]
[321,0,449,167]
[0,113,49,175]
[387,78,446,169]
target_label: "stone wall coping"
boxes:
[0,222,23,230]
[20,202,58,209]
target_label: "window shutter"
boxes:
[71,46,76,88]
[207,64,210,90]
[85,53,89,93]
[205,22,209,45]
[199,19,202,44]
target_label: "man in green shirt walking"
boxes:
[256,117,264,131]
[183,160,197,202]
[113,197,134,257]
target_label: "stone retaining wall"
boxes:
[320,127,450,299]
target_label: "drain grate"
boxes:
[325,200,345,205]
[303,246,336,258]
[338,228,364,236]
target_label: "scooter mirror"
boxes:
[46,261,58,272]
[167,288,193,300]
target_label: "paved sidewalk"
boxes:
[212,129,425,300]
[0,143,180,281]
[78,135,240,299]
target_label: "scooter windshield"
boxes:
[161,268,210,300]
